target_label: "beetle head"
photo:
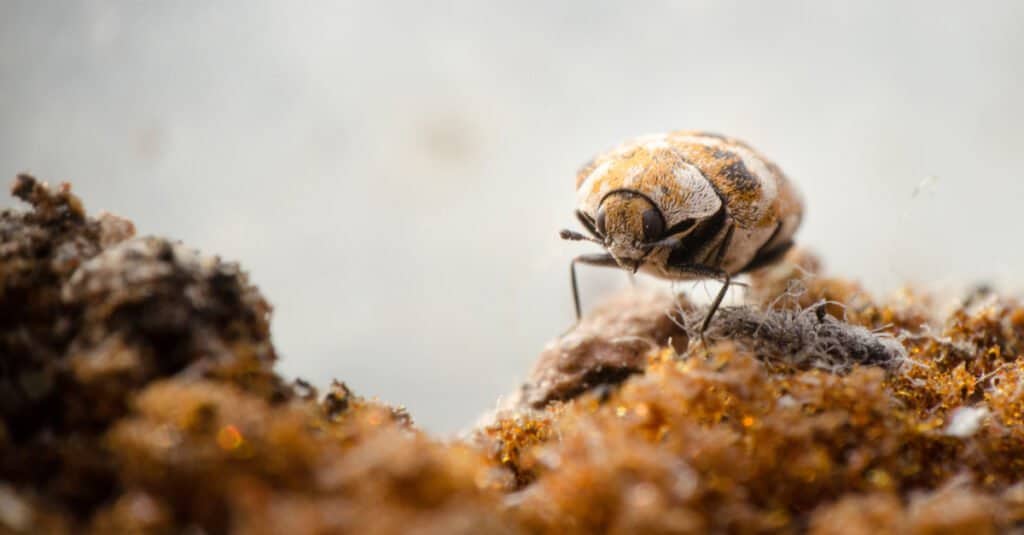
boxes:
[595,191,665,271]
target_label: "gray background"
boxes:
[2,1,1022,433]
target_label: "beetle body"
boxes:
[562,130,803,329]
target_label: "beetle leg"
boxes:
[705,221,735,269]
[662,262,732,349]
[569,253,619,320]
[702,271,731,334]
[664,218,734,324]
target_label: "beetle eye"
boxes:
[641,209,665,241]
[595,207,607,236]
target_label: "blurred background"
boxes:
[2,1,1022,433]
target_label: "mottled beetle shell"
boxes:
[575,130,803,278]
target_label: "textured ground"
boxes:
[1,175,1022,534]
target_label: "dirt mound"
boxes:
[3,175,1022,534]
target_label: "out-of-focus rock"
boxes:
[62,235,285,422]
[0,175,520,534]
[0,175,132,436]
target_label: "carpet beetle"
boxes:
[560,130,803,332]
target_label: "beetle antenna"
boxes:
[559,229,602,244]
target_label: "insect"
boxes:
[560,130,803,333]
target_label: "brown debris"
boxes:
[747,248,931,332]
[5,174,1024,533]
[516,289,690,409]
[477,253,1024,532]
[104,380,505,534]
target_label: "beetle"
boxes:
[560,130,803,333]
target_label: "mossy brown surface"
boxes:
[3,175,1024,533]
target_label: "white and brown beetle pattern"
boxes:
[560,130,803,332]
